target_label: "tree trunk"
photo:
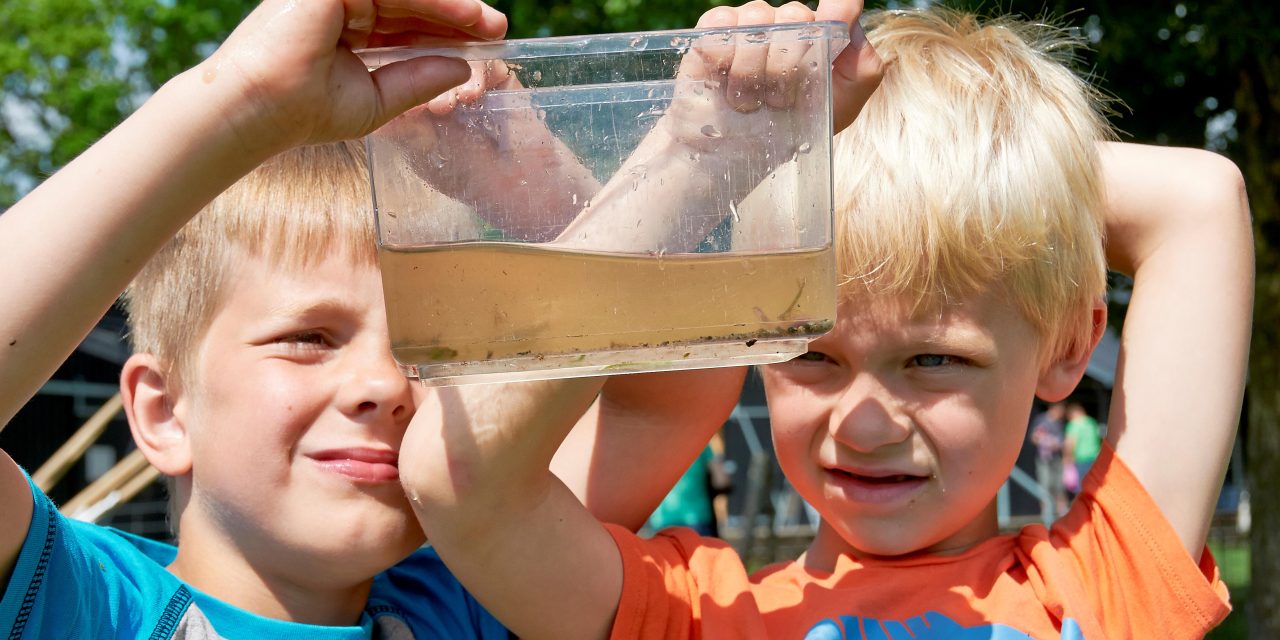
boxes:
[1238,47,1280,638]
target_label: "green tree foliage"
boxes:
[0,1,253,205]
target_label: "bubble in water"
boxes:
[429,150,447,169]
[531,70,542,82]
[700,124,723,138]
[629,36,644,48]
[729,199,740,223]
[572,193,578,205]
[808,60,820,69]
[798,142,813,154]
[745,31,768,43]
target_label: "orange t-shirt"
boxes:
[606,444,1229,639]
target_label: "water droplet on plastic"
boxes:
[531,70,542,82]
[729,200,740,223]
[629,36,644,48]
[429,150,447,169]
[808,60,820,69]
[700,124,722,138]
[798,142,813,154]
[745,31,768,43]
[571,193,578,205]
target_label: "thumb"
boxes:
[369,56,473,130]
[831,22,883,134]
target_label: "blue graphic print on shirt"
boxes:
[805,611,1085,639]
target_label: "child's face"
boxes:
[177,251,425,580]
[762,287,1046,566]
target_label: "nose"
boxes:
[828,372,912,453]
[337,339,417,426]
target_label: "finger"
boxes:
[425,85,460,114]
[830,21,883,133]
[763,2,815,110]
[452,60,489,104]
[369,55,473,128]
[691,6,739,81]
[374,0,508,40]
[725,1,776,113]
[366,26,491,47]
[340,0,377,50]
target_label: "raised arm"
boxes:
[0,0,505,591]
[1099,141,1253,557]
[398,3,880,638]
[552,367,747,531]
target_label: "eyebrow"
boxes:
[910,325,996,354]
[264,297,359,322]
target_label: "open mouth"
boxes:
[833,470,925,484]
[826,468,929,503]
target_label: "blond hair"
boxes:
[836,7,1112,361]
[122,141,377,389]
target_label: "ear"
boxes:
[121,353,193,476]
[1036,301,1107,402]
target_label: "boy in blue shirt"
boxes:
[0,0,778,635]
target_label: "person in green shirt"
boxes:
[1065,401,1103,495]
[646,434,733,537]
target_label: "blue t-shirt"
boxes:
[0,476,510,639]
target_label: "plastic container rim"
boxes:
[356,20,850,68]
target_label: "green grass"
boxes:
[1206,539,1250,640]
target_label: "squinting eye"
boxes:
[912,354,959,367]
[278,332,328,347]
[793,350,831,363]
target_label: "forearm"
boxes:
[1099,142,1253,555]
[0,65,282,429]
[553,366,746,530]
[405,377,606,534]
[403,376,621,639]
[554,128,730,252]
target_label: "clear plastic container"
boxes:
[361,22,848,385]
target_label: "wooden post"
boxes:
[32,394,123,492]
[60,448,150,517]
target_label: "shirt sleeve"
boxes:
[604,524,770,640]
[0,475,119,638]
[1038,443,1231,638]
[372,546,513,639]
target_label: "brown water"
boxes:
[379,242,834,366]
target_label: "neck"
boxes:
[167,518,373,626]
[801,501,1001,571]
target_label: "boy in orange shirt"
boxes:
[0,0,753,635]
[399,5,1252,639]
